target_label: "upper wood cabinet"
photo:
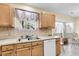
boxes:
[39,12,55,29]
[0,4,13,27]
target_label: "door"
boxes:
[32,45,44,56]
[0,4,12,27]
[49,14,55,28]
[40,12,48,28]
[44,39,56,56]
[16,47,31,56]
[40,12,55,28]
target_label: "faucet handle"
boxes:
[21,35,23,38]
[18,38,21,41]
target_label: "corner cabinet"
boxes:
[56,38,61,56]
[0,46,1,56]
[39,12,55,29]
[0,4,13,27]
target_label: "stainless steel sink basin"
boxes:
[18,35,40,42]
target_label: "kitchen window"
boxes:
[14,8,39,31]
[55,22,74,37]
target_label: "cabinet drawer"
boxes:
[2,50,16,56]
[16,42,31,49]
[16,47,31,56]
[32,41,43,46]
[2,44,14,52]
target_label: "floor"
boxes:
[60,38,79,56]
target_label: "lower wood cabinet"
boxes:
[16,47,31,56]
[2,44,15,52]
[56,38,61,56]
[0,41,44,56]
[0,46,1,56]
[32,45,44,56]
[2,50,16,56]
[0,39,60,56]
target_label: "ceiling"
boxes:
[26,3,79,17]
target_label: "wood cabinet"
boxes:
[0,46,1,56]
[2,50,16,56]
[2,44,16,56]
[32,45,43,56]
[2,44,15,52]
[39,12,55,28]
[16,42,31,56]
[31,41,44,56]
[32,41,43,46]
[56,38,61,56]
[0,4,13,27]
[16,41,44,56]
[16,42,31,49]
[16,47,31,56]
[0,41,44,56]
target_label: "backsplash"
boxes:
[0,28,54,39]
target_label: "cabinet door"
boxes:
[16,47,31,56]
[0,46,1,56]
[56,39,61,56]
[48,14,55,28]
[40,12,48,28]
[0,4,12,27]
[39,12,55,28]
[44,39,56,56]
[32,45,44,56]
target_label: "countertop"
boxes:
[0,36,60,46]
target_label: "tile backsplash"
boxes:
[0,28,55,39]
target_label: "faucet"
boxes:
[19,35,33,40]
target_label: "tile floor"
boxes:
[60,43,79,56]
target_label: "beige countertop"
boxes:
[0,36,60,46]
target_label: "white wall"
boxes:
[74,18,79,36]
[0,3,76,39]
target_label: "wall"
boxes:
[0,3,75,39]
[74,17,79,36]
[11,3,75,35]
[11,4,53,36]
